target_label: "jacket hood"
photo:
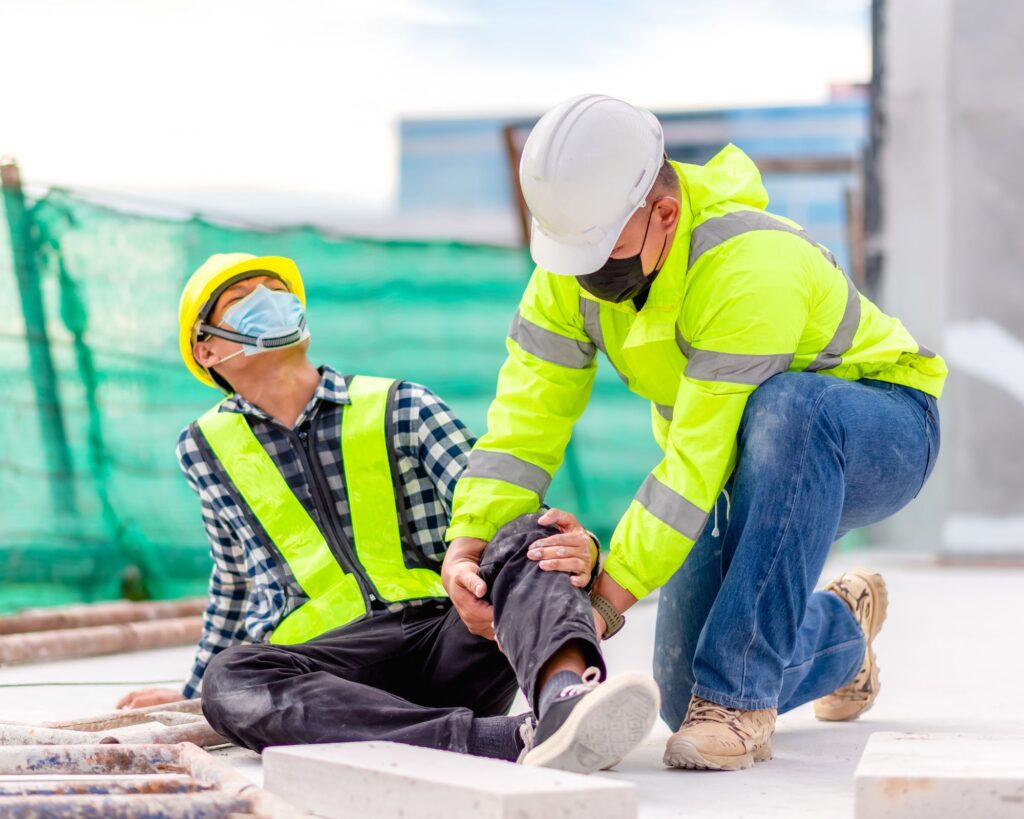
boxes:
[676,144,769,214]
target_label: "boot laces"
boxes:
[517,714,536,754]
[557,666,601,699]
[686,697,744,727]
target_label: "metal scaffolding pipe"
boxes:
[0,743,179,775]
[0,725,104,745]
[0,598,206,636]
[176,742,307,817]
[0,791,248,818]
[0,719,227,748]
[45,699,202,731]
[0,616,201,665]
[0,775,200,796]
[98,717,227,747]
[0,743,308,817]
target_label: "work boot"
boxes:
[519,667,659,774]
[814,569,889,722]
[663,695,776,771]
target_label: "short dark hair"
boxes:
[652,155,679,196]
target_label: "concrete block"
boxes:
[263,741,636,819]
[856,732,1024,819]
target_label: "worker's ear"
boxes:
[193,339,219,370]
[655,197,681,234]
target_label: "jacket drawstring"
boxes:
[711,489,732,538]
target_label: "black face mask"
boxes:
[576,204,668,303]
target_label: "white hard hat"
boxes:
[520,94,665,276]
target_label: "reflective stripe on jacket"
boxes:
[448,144,947,599]
[195,375,447,644]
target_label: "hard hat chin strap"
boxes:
[198,314,308,351]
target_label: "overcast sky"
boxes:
[2,0,870,223]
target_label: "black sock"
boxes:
[538,670,583,719]
[467,715,523,761]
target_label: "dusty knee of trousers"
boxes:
[483,512,556,566]
[200,645,264,722]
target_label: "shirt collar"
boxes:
[218,364,352,421]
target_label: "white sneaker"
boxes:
[519,667,659,774]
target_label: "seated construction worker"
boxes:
[117,253,658,772]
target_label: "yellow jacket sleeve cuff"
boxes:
[444,520,500,543]
[601,555,655,601]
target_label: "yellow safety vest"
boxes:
[195,375,447,644]
[448,145,948,601]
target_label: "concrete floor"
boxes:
[0,548,1020,818]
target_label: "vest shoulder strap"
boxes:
[342,375,447,603]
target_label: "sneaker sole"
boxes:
[663,736,773,771]
[815,569,889,722]
[521,673,660,774]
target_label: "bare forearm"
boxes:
[593,571,637,612]
[445,536,487,564]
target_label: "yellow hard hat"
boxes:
[178,253,306,390]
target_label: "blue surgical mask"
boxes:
[200,284,310,358]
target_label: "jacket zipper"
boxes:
[283,406,375,612]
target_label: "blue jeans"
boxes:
[654,373,940,727]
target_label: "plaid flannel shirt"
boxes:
[176,365,474,697]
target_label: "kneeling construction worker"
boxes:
[445,95,946,771]
[119,253,658,772]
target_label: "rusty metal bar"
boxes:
[0,791,248,817]
[0,721,226,748]
[101,718,227,747]
[177,741,252,789]
[0,598,206,636]
[0,616,201,665]
[0,775,200,796]
[46,699,202,731]
[147,711,206,726]
[0,743,180,775]
[177,742,307,817]
[0,724,107,745]
[3,714,227,748]
[0,743,308,817]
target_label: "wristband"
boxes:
[589,590,625,638]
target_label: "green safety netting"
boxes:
[0,188,666,612]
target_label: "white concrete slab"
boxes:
[263,741,636,819]
[855,732,1024,819]
[1,550,1022,818]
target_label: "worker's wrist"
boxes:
[444,536,487,565]
[592,570,637,615]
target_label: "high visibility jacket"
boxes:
[194,375,447,644]
[447,145,947,600]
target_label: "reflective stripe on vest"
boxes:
[195,375,445,646]
[342,376,447,603]
[196,405,367,644]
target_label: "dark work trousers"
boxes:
[201,513,604,753]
